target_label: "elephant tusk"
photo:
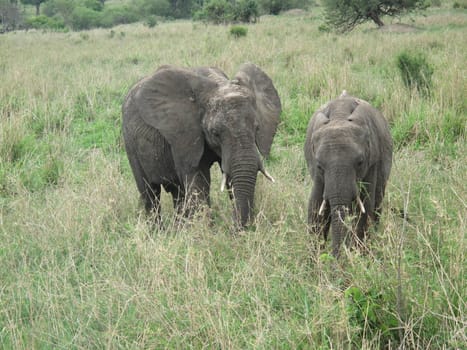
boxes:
[357,196,366,214]
[261,169,275,183]
[318,199,326,216]
[256,146,275,183]
[220,173,227,192]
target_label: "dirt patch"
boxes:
[282,9,308,17]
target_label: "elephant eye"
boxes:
[210,128,220,138]
[356,157,364,168]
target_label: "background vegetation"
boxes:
[0,2,466,349]
[2,0,461,31]
[1,0,316,31]
[322,0,429,32]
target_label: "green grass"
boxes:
[0,7,466,349]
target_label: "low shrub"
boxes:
[232,0,258,23]
[345,286,399,347]
[397,50,433,96]
[99,6,139,28]
[318,23,331,32]
[145,15,158,28]
[25,15,65,30]
[229,25,247,37]
[199,0,233,24]
[194,0,258,24]
[453,1,467,9]
[70,6,101,30]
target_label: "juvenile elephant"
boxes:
[304,91,393,256]
[123,63,281,227]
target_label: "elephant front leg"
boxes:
[355,208,369,249]
[308,183,330,241]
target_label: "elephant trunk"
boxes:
[326,171,357,257]
[230,154,258,227]
[330,204,350,257]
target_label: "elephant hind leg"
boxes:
[164,183,186,216]
[127,154,162,220]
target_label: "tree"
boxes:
[138,0,171,17]
[21,0,46,15]
[194,0,259,24]
[43,0,75,24]
[202,0,233,24]
[167,0,193,18]
[322,0,428,32]
[70,5,100,29]
[233,0,258,23]
[258,0,282,14]
[0,0,21,31]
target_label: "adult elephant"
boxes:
[304,91,393,257]
[123,63,281,227]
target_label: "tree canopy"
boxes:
[322,0,428,32]
[21,0,46,16]
[1,0,21,31]
[2,0,314,31]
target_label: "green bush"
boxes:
[25,15,65,30]
[201,0,233,24]
[453,1,467,9]
[138,0,170,17]
[99,6,139,28]
[345,286,399,347]
[318,23,331,32]
[81,0,103,12]
[229,25,247,37]
[195,0,260,24]
[397,50,433,96]
[43,0,75,21]
[43,0,103,28]
[232,0,258,23]
[258,0,311,15]
[71,6,101,30]
[145,15,158,28]
[258,0,282,14]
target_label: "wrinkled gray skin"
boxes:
[123,63,281,227]
[304,92,393,257]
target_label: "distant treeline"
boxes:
[0,0,315,31]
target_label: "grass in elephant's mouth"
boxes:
[0,6,465,349]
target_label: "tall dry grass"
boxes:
[0,8,465,349]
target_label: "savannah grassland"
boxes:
[0,4,466,349]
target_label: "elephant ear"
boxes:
[234,63,282,157]
[131,66,218,176]
[193,66,229,84]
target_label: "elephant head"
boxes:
[305,92,393,256]
[123,63,281,227]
